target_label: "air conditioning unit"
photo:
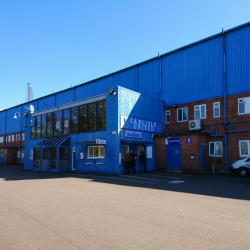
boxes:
[238,98,245,103]
[189,119,201,130]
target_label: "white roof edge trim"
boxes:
[31,94,106,117]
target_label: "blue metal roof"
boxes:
[34,135,70,148]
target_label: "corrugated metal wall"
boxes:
[162,36,224,106]
[1,22,250,135]
[226,25,250,95]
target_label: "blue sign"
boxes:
[123,129,143,139]
[120,115,163,134]
[165,137,180,145]
[186,138,192,144]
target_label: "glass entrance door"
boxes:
[50,147,57,171]
[34,148,41,170]
[41,148,50,172]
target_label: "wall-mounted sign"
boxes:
[96,139,106,144]
[64,120,69,128]
[80,151,84,160]
[120,115,163,134]
[123,129,143,139]
[186,138,192,144]
[165,137,180,145]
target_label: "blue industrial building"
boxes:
[0,21,250,174]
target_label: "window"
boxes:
[63,109,70,134]
[213,102,220,118]
[71,107,78,133]
[12,135,14,141]
[239,140,250,157]
[88,146,105,158]
[97,100,106,130]
[165,110,170,123]
[18,134,20,141]
[238,97,250,115]
[122,145,129,158]
[194,104,206,119]
[41,114,46,137]
[30,149,33,159]
[79,105,87,132]
[47,113,53,136]
[0,136,3,143]
[36,116,41,138]
[88,103,96,131]
[8,135,11,142]
[54,111,62,136]
[209,141,223,157]
[15,134,17,141]
[177,108,188,122]
[6,136,7,142]
[22,133,25,141]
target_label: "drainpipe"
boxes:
[223,28,228,173]
[19,106,23,165]
[4,110,6,158]
[135,66,138,92]
[158,54,162,99]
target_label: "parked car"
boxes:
[230,156,250,177]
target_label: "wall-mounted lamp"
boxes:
[172,104,177,108]
[107,88,116,96]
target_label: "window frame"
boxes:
[165,110,170,124]
[238,97,250,115]
[209,141,223,157]
[177,107,188,122]
[213,102,220,118]
[87,145,105,159]
[239,140,250,157]
[194,104,206,119]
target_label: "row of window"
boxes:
[209,141,250,157]
[31,100,106,139]
[165,102,220,123]
[166,97,250,124]
[0,133,25,143]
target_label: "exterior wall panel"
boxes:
[55,89,74,106]
[37,95,55,111]
[162,36,224,106]
[0,111,6,136]
[138,59,160,100]
[227,25,250,95]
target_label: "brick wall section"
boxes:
[154,137,166,171]
[160,93,250,174]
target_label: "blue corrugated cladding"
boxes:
[161,36,224,106]
[226,25,250,95]
[55,89,74,106]
[138,59,160,99]
[74,67,136,101]
[0,111,6,136]
[37,95,55,111]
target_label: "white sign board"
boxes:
[147,146,152,158]
[96,139,106,144]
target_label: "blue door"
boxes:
[199,146,203,173]
[0,152,4,164]
[166,145,181,171]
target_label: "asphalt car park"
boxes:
[0,165,250,250]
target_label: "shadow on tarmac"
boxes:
[1,165,250,201]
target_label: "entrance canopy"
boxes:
[121,139,156,147]
[74,140,106,149]
[34,135,70,148]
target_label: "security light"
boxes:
[172,104,177,108]
[107,88,116,96]
[14,115,17,119]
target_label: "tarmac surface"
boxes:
[0,165,250,250]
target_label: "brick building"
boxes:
[0,21,250,174]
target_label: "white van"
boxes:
[230,156,250,177]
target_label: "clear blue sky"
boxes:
[0,0,250,109]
